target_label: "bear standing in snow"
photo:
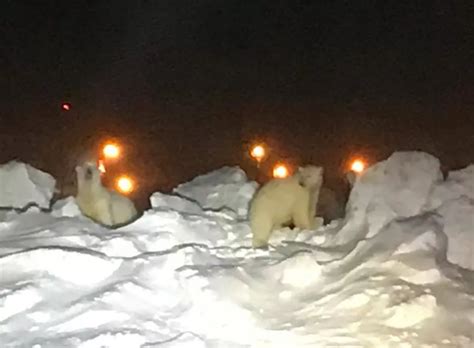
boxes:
[75,162,138,227]
[249,165,324,248]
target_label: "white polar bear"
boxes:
[75,162,138,227]
[249,165,324,248]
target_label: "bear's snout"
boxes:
[85,167,94,180]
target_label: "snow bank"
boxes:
[435,197,474,270]
[0,160,56,209]
[171,166,258,218]
[1,153,473,347]
[327,151,473,271]
[426,165,474,270]
[51,196,82,218]
[344,151,443,239]
[427,164,474,208]
[149,192,203,215]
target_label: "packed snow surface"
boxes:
[0,161,56,210]
[0,152,473,347]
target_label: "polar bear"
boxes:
[75,162,138,227]
[249,165,324,248]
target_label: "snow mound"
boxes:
[421,164,474,270]
[149,192,203,215]
[51,196,82,218]
[0,153,473,347]
[172,166,258,218]
[334,152,443,243]
[426,164,474,210]
[323,151,474,271]
[0,161,56,209]
[434,196,474,270]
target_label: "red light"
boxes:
[61,103,71,111]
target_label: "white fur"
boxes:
[249,165,324,248]
[75,162,138,227]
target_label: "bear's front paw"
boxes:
[310,217,324,230]
[252,238,269,249]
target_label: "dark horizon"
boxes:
[1,1,473,206]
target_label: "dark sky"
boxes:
[1,1,473,204]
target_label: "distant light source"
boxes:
[351,159,365,173]
[250,144,266,163]
[273,163,289,178]
[61,102,71,111]
[116,175,134,194]
[102,143,120,159]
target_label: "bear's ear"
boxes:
[75,165,82,174]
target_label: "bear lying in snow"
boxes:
[75,162,138,227]
[249,165,324,248]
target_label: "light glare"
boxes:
[103,143,120,159]
[273,164,289,178]
[250,145,265,161]
[351,159,365,173]
[116,176,134,194]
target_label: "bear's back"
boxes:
[109,191,138,225]
[251,176,305,220]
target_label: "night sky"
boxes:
[1,1,473,207]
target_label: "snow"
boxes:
[342,151,443,240]
[0,160,56,210]
[171,166,258,218]
[51,196,82,218]
[434,197,474,270]
[0,152,473,347]
[425,165,474,270]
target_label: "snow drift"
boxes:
[0,152,473,347]
[0,160,56,210]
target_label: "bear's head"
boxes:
[76,161,102,189]
[297,165,323,189]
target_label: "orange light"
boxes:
[273,164,289,178]
[351,159,365,173]
[250,144,266,162]
[116,175,134,194]
[102,143,120,159]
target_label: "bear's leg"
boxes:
[96,199,114,226]
[293,191,322,230]
[310,216,324,229]
[250,214,274,248]
[292,205,312,230]
[308,189,322,229]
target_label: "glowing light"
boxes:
[250,144,266,162]
[273,164,289,178]
[351,159,365,173]
[116,176,134,194]
[61,102,71,111]
[97,160,106,174]
[102,143,120,159]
